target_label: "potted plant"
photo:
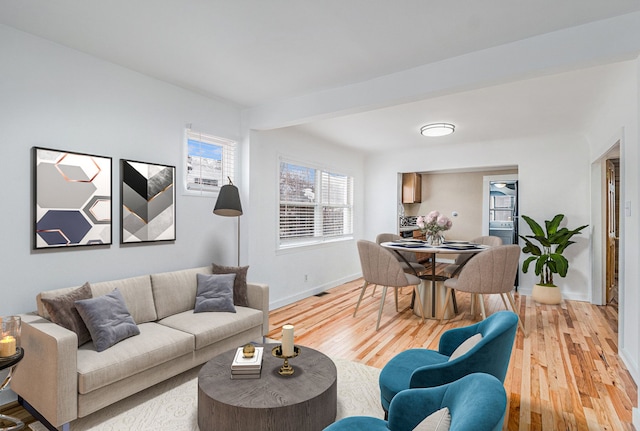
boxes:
[519,214,588,304]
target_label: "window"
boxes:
[184,129,236,194]
[279,160,353,248]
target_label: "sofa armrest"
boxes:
[11,313,78,427]
[246,282,269,336]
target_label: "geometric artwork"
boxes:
[33,147,112,249]
[121,159,176,244]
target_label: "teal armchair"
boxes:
[379,310,518,412]
[324,373,507,431]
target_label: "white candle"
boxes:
[282,324,294,357]
[0,335,16,357]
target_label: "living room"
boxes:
[1,2,640,430]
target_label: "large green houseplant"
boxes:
[519,214,588,304]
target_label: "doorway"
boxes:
[591,141,621,307]
[605,158,620,306]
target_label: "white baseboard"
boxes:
[269,272,361,310]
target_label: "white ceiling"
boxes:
[2,1,640,152]
[295,61,632,152]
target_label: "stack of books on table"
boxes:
[231,346,263,379]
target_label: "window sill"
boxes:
[277,236,353,253]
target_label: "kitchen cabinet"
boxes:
[402,173,422,203]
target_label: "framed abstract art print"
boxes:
[33,147,112,249]
[121,159,176,244]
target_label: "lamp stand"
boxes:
[236,215,240,266]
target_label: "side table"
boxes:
[0,347,25,431]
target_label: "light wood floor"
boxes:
[267,271,637,431]
[3,269,635,430]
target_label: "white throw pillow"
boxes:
[448,333,483,361]
[412,407,451,431]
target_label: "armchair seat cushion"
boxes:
[380,349,448,409]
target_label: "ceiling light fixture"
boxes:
[420,123,455,137]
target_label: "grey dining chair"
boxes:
[441,235,503,313]
[376,233,427,276]
[442,235,503,278]
[441,244,525,334]
[355,240,425,330]
[374,233,427,298]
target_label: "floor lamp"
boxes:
[213,178,243,266]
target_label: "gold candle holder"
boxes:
[272,345,300,376]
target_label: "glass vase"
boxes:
[0,316,20,358]
[426,232,445,246]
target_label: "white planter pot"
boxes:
[531,284,562,305]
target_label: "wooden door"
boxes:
[605,160,618,304]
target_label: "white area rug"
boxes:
[29,357,383,431]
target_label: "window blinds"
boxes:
[279,161,353,245]
[186,130,236,193]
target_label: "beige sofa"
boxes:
[12,266,269,430]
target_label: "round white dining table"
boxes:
[380,241,489,319]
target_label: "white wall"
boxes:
[365,134,592,301]
[586,58,639,359]
[582,57,640,422]
[246,127,364,310]
[0,25,243,316]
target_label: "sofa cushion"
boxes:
[38,286,85,320]
[151,266,213,319]
[195,273,236,313]
[212,263,249,307]
[158,306,263,350]
[77,322,194,394]
[90,275,157,324]
[40,282,93,346]
[75,289,141,352]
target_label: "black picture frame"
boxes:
[120,159,176,244]
[33,147,113,249]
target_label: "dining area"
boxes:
[354,222,524,334]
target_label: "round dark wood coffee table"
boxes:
[198,344,337,431]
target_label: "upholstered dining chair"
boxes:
[440,236,502,315]
[355,240,425,330]
[378,310,518,414]
[374,233,427,298]
[442,235,503,278]
[441,244,525,333]
[324,373,507,431]
[376,233,427,276]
